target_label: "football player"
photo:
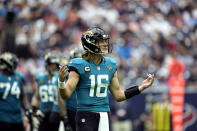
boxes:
[58,27,155,131]
[31,52,62,131]
[65,48,83,131]
[0,52,30,131]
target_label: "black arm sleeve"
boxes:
[124,86,141,99]
[68,66,80,75]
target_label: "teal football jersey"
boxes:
[65,69,77,111]
[51,73,59,113]
[0,72,24,123]
[68,57,117,112]
[36,73,58,112]
[66,90,77,111]
[65,70,77,111]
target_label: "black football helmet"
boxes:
[0,52,19,73]
[44,52,60,75]
[69,48,83,59]
[59,54,68,66]
[81,27,112,55]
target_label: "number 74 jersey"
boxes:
[0,72,24,123]
[68,57,117,112]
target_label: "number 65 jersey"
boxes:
[36,73,58,112]
[0,72,24,123]
[68,57,117,112]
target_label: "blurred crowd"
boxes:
[0,0,197,95]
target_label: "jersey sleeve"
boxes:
[68,58,84,75]
[108,57,117,75]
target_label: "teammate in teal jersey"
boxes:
[59,27,155,131]
[0,52,30,131]
[31,52,63,131]
[65,48,83,131]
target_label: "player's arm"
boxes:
[31,82,40,110]
[57,90,67,117]
[58,65,79,100]
[110,71,155,102]
[109,71,126,102]
[19,81,31,131]
[20,84,31,110]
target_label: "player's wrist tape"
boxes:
[58,79,66,89]
[124,86,140,99]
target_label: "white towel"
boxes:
[98,112,109,131]
[58,121,65,131]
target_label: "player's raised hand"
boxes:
[59,65,68,82]
[139,74,155,91]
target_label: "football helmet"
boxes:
[59,56,69,66]
[0,52,18,73]
[44,52,60,75]
[81,27,112,55]
[69,48,83,59]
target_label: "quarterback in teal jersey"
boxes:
[31,52,63,131]
[0,52,30,131]
[59,27,155,131]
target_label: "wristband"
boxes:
[124,86,140,99]
[58,79,66,89]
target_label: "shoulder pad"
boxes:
[36,73,47,81]
[69,58,84,65]
[104,57,117,73]
[105,57,117,66]
[107,57,116,63]
[68,58,87,74]
[15,72,25,81]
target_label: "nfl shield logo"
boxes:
[97,66,100,70]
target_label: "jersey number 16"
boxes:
[89,75,109,97]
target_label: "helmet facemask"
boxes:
[0,59,7,70]
[44,53,60,76]
[46,63,59,76]
[95,39,110,55]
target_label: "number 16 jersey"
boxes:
[68,57,117,112]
